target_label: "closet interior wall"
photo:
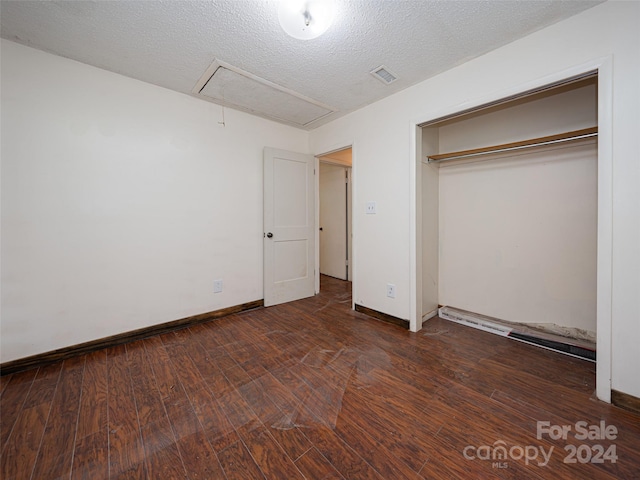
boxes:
[422,78,598,338]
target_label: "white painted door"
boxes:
[264,147,315,306]
[319,163,347,280]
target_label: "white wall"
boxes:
[0,40,309,363]
[437,82,597,152]
[439,141,597,332]
[310,2,640,398]
[437,83,597,333]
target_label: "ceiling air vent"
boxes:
[370,65,398,85]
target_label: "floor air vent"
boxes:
[508,332,596,361]
[438,306,596,362]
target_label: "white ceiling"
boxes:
[0,0,602,129]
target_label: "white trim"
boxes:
[314,156,320,294]
[351,144,357,310]
[422,308,438,322]
[409,124,421,332]
[595,56,613,404]
[409,56,613,402]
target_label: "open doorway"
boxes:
[317,147,352,292]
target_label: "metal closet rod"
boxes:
[427,127,598,164]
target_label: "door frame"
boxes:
[314,145,355,304]
[410,57,613,403]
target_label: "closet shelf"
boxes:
[427,126,598,163]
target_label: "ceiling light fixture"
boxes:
[278,0,336,40]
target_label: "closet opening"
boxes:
[416,72,603,374]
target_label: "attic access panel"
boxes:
[193,60,335,128]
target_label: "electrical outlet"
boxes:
[213,279,223,293]
[386,283,396,298]
[366,201,377,214]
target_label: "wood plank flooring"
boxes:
[1,275,639,479]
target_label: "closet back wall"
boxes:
[437,83,597,333]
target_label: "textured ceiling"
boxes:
[0,0,602,129]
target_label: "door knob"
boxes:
[266,232,273,238]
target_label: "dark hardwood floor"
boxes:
[1,275,639,479]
